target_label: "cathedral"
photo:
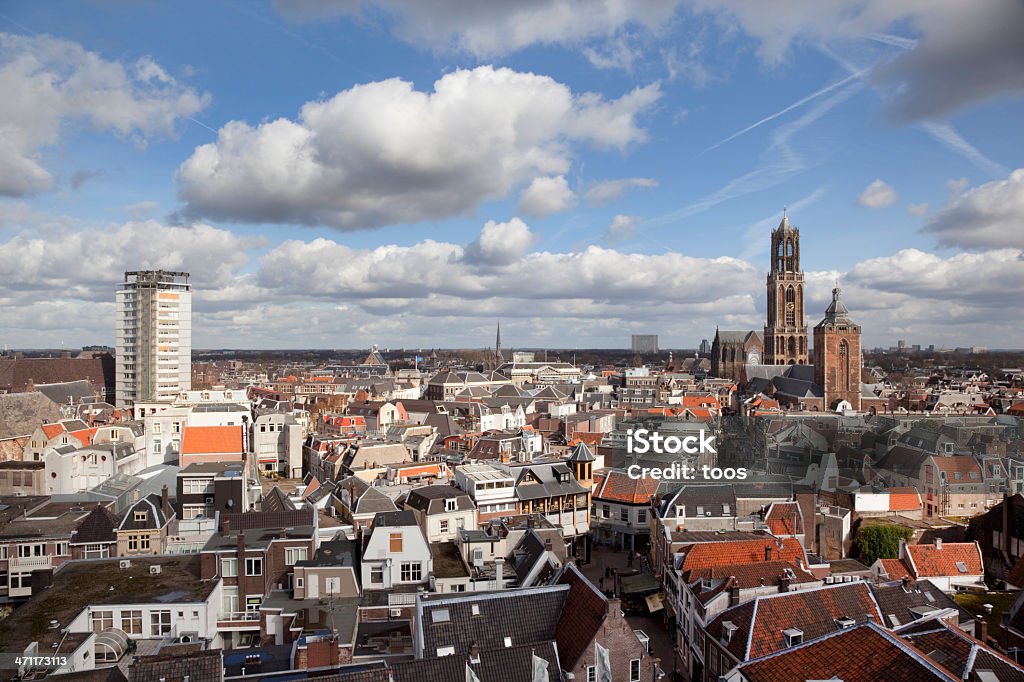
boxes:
[711,212,864,412]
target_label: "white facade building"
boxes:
[116,271,192,408]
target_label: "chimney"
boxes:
[778,574,791,593]
[469,640,480,664]
[494,557,504,588]
[223,519,231,535]
[935,538,942,551]
[970,614,993,646]
[765,545,772,561]
[61,349,71,359]
[544,537,552,551]
[728,579,740,607]
[865,613,875,623]
[238,529,246,555]
[161,485,170,515]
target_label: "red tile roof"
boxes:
[593,470,658,505]
[41,423,65,439]
[707,582,884,662]
[879,558,912,581]
[905,542,983,578]
[554,564,608,669]
[764,502,804,536]
[888,487,922,512]
[67,427,98,446]
[737,623,957,681]
[678,537,807,579]
[692,560,818,591]
[930,456,982,480]
[181,425,244,455]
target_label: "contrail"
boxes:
[702,71,865,154]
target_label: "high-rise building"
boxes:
[116,271,192,407]
[631,334,659,353]
[764,211,808,365]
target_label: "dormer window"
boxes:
[445,499,457,512]
[722,621,738,643]
[134,511,147,522]
[782,628,803,647]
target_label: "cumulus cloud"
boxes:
[584,177,659,205]
[923,169,1024,249]
[175,67,660,230]
[5,212,1024,348]
[0,33,210,197]
[604,214,638,243]
[906,203,928,217]
[857,179,897,208]
[518,176,575,217]
[463,218,538,265]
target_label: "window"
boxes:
[120,610,142,635]
[18,543,45,557]
[182,478,213,495]
[440,519,449,534]
[602,504,610,519]
[55,542,68,556]
[134,510,148,523]
[150,610,171,636]
[400,562,422,582]
[222,557,238,577]
[152,422,161,434]
[127,535,150,552]
[295,577,304,589]
[445,498,457,512]
[153,440,162,454]
[91,610,113,633]
[285,547,308,566]
[370,565,384,584]
[389,532,403,553]
[587,666,596,682]
[630,659,641,681]
[246,558,263,576]
[620,507,629,522]
[183,504,212,520]
[637,509,647,523]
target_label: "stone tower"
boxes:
[814,286,862,411]
[764,212,808,365]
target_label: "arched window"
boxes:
[838,340,850,391]
[788,336,797,358]
[786,239,794,257]
[785,287,796,326]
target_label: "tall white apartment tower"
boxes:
[116,270,192,407]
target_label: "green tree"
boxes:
[854,524,913,566]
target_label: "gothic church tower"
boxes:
[764,212,809,365]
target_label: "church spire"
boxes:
[494,321,504,365]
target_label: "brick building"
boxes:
[814,286,863,411]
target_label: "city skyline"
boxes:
[1,1,1023,349]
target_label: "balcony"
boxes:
[217,610,261,630]
[10,555,52,571]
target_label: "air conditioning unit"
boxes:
[119,560,132,569]
[205,496,214,504]
[150,565,162,575]
[389,608,401,618]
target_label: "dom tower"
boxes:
[764,212,808,365]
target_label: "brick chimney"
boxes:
[779,574,791,593]
[765,544,772,561]
[223,519,231,534]
[976,614,989,642]
[161,485,171,516]
[728,578,740,607]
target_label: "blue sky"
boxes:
[1,0,1023,350]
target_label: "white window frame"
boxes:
[630,658,640,681]
[222,557,238,577]
[285,547,308,566]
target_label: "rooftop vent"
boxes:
[835,616,856,630]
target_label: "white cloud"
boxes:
[518,176,575,217]
[463,218,538,265]
[857,179,897,208]
[273,0,681,58]
[0,33,210,197]
[906,203,928,217]
[176,66,660,230]
[923,169,1024,249]
[604,214,638,243]
[584,177,658,205]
